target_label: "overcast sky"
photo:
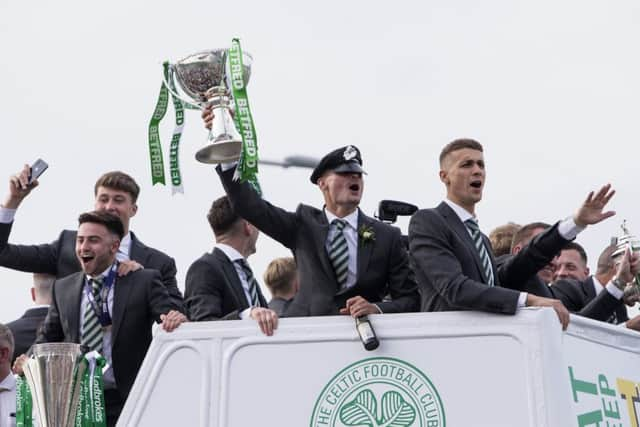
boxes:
[1,0,639,323]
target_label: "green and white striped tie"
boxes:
[236,259,262,307]
[81,277,104,353]
[465,219,495,287]
[329,219,349,288]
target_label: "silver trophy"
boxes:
[23,343,86,427]
[163,49,253,163]
[612,220,640,299]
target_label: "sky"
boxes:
[1,0,640,323]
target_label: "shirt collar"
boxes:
[0,372,16,391]
[591,275,605,295]
[324,208,359,230]
[215,243,245,262]
[118,232,132,257]
[85,263,115,283]
[444,198,476,224]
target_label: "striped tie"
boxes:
[464,219,495,287]
[236,259,262,307]
[81,277,104,353]
[329,219,349,288]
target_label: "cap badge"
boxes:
[343,146,357,161]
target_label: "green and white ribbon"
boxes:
[167,67,185,194]
[147,63,170,186]
[76,352,107,427]
[228,38,262,195]
[15,375,33,427]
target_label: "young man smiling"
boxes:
[216,145,419,317]
[0,166,183,309]
[409,138,616,329]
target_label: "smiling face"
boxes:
[553,249,590,283]
[94,186,137,234]
[76,222,120,276]
[318,171,363,216]
[439,148,485,213]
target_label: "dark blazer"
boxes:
[409,202,570,314]
[218,166,419,317]
[7,306,49,362]
[495,254,625,322]
[184,248,267,321]
[0,222,183,309]
[552,276,628,323]
[268,297,292,317]
[36,269,177,400]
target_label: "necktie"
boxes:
[328,219,349,288]
[81,277,104,353]
[464,219,495,287]
[236,259,262,307]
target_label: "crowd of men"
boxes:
[0,135,638,426]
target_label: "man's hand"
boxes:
[339,296,380,317]
[623,284,640,306]
[160,310,187,332]
[249,307,278,336]
[625,314,640,332]
[117,260,143,277]
[202,105,214,131]
[12,354,28,375]
[573,184,616,227]
[614,248,640,285]
[3,165,38,209]
[526,294,570,330]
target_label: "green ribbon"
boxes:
[167,67,185,194]
[228,38,262,195]
[15,376,33,427]
[75,353,107,427]
[147,62,170,186]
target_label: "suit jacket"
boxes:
[36,269,177,400]
[409,202,571,314]
[268,297,292,317]
[7,306,49,362]
[0,222,183,309]
[184,248,268,321]
[552,276,628,323]
[218,166,419,317]
[495,254,625,322]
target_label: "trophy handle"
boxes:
[161,68,203,110]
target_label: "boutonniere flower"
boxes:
[358,225,376,244]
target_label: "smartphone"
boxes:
[29,159,49,184]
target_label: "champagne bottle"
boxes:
[356,316,379,351]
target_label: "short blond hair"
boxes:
[263,257,297,296]
[489,222,521,257]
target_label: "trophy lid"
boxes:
[612,220,640,258]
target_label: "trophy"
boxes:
[162,48,253,163]
[612,220,640,298]
[23,343,86,427]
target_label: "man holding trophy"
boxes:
[15,211,185,426]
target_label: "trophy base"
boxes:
[196,140,243,164]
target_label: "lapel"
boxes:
[356,210,374,283]
[213,248,249,309]
[112,272,135,343]
[63,273,85,343]
[128,231,148,265]
[436,202,488,283]
[311,209,336,286]
[583,276,597,300]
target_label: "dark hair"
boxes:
[511,222,551,251]
[563,241,588,265]
[439,138,484,166]
[207,196,240,235]
[263,257,297,295]
[94,171,140,203]
[78,211,125,239]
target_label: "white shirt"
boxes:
[591,275,624,300]
[80,265,116,388]
[324,209,359,290]
[215,243,255,319]
[0,373,16,427]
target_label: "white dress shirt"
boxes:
[215,243,255,319]
[0,373,16,427]
[324,209,359,290]
[80,265,116,388]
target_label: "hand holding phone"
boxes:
[29,159,48,184]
